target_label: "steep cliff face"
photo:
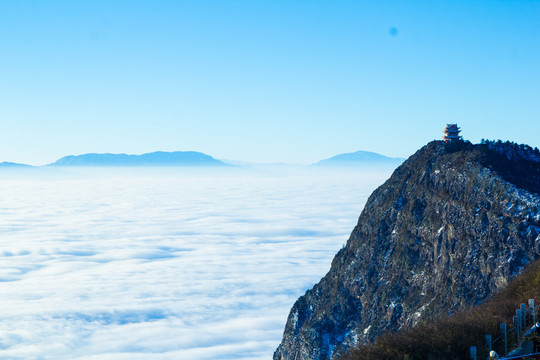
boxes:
[274,141,540,360]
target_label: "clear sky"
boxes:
[1,0,539,165]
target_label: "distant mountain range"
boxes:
[0,161,32,167]
[0,150,405,168]
[48,151,228,167]
[315,150,405,166]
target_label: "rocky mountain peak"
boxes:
[274,140,540,360]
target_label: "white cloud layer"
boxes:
[0,167,391,359]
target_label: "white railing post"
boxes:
[485,334,492,352]
[470,345,477,360]
[514,314,521,343]
[521,303,527,328]
[501,323,507,356]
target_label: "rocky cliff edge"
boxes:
[274,140,540,360]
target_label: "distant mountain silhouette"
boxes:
[48,151,228,167]
[315,150,404,166]
[0,161,32,167]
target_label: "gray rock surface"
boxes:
[274,140,540,360]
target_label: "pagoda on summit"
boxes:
[442,124,462,142]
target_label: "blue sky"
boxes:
[1,0,539,165]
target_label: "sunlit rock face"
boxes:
[274,140,540,360]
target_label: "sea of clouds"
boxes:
[0,166,392,359]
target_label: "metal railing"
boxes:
[470,299,540,359]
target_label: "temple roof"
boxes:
[443,123,462,141]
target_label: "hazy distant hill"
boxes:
[48,151,228,167]
[0,161,32,167]
[315,150,404,166]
